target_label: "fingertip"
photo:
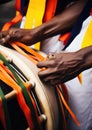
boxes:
[38,70,43,77]
[37,61,45,68]
[37,62,42,68]
[0,38,5,45]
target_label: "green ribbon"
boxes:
[0,54,40,130]
[0,86,12,130]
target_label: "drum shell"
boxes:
[0,45,63,130]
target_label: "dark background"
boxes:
[0,0,18,29]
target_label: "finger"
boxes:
[38,68,51,77]
[0,31,8,38]
[37,60,55,68]
[38,66,59,77]
[45,71,68,85]
[0,38,5,45]
[43,74,59,82]
[0,35,10,45]
[42,74,65,85]
[50,77,64,85]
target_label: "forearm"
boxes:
[0,0,88,46]
[32,0,88,42]
[76,46,92,71]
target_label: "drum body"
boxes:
[0,45,63,130]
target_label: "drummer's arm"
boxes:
[32,0,88,44]
[0,0,88,45]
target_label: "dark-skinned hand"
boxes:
[0,28,37,46]
[37,51,84,85]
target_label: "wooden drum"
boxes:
[0,45,64,130]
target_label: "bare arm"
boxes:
[0,0,88,45]
[36,0,88,41]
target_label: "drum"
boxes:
[0,45,65,130]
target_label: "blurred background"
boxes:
[0,0,17,29]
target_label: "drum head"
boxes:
[0,45,63,130]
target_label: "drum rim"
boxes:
[0,45,60,130]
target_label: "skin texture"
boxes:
[37,46,92,85]
[0,0,87,45]
[0,0,91,85]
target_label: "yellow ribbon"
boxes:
[81,20,92,48]
[24,0,46,50]
[78,20,92,84]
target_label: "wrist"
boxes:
[28,27,42,44]
[76,46,92,71]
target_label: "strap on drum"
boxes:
[0,45,63,130]
[0,45,80,130]
[0,0,80,129]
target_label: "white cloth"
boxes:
[65,15,92,130]
[40,35,64,54]
[20,15,92,130]
[41,15,92,130]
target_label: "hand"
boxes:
[37,51,83,85]
[0,28,37,46]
